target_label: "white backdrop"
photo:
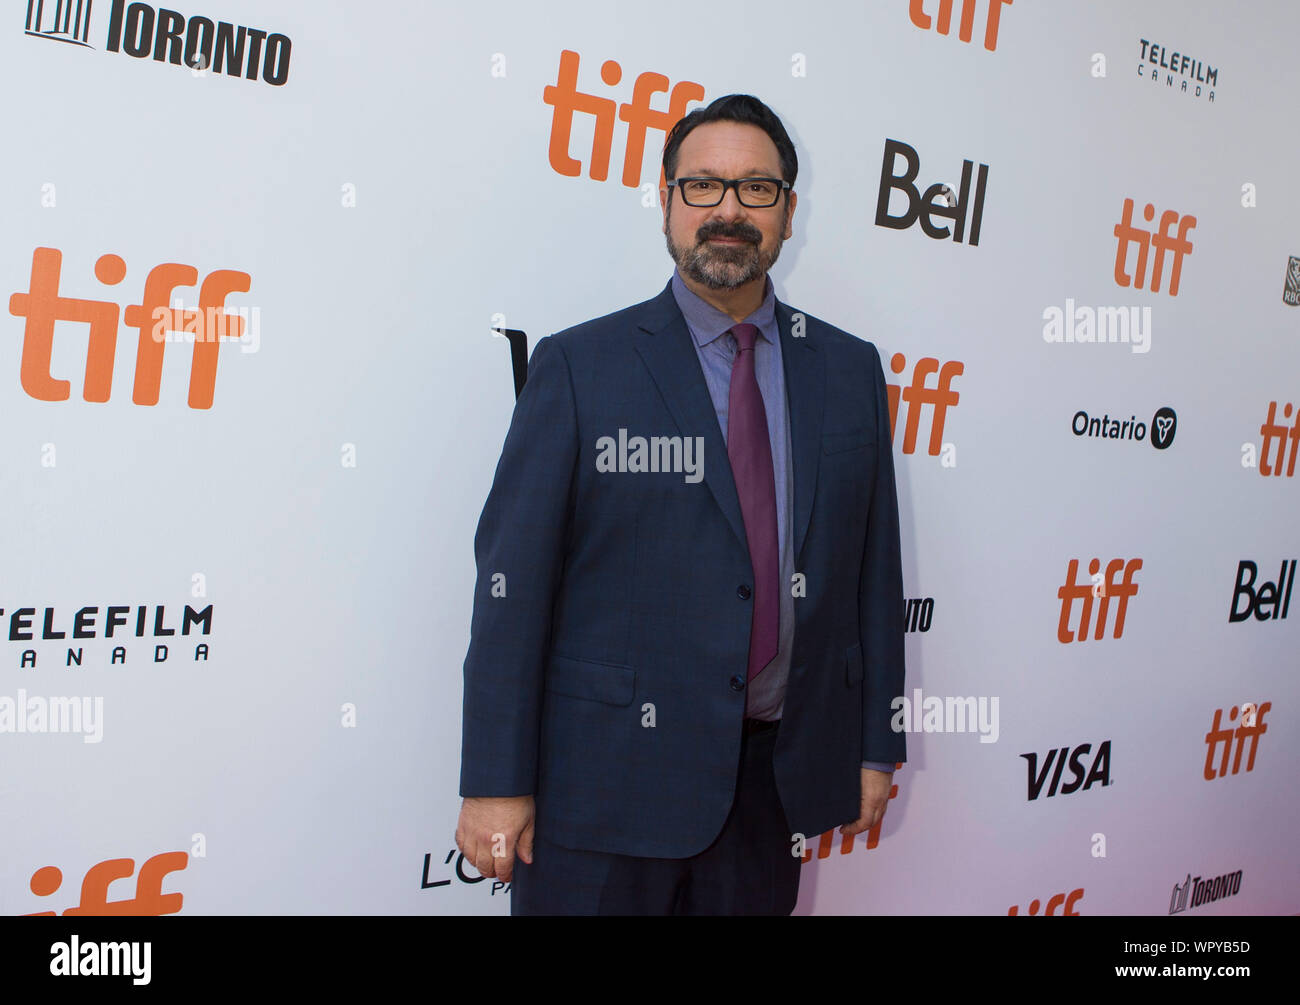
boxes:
[2,0,1296,915]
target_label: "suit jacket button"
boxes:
[730,674,746,692]
[737,585,751,600]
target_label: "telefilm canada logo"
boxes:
[1137,39,1217,102]
[3,602,214,669]
[23,0,291,85]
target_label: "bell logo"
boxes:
[543,49,704,189]
[1229,560,1295,622]
[8,247,250,409]
[874,139,989,246]
[1203,702,1269,780]
[1112,198,1196,296]
[1057,558,1141,642]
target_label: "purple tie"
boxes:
[726,323,778,681]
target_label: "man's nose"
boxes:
[710,187,749,222]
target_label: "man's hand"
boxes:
[455,795,535,883]
[839,767,894,838]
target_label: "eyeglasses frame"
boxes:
[666,176,792,208]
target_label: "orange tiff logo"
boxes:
[1057,558,1142,643]
[22,851,188,916]
[8,247,250,409]
[543,49,704,189]
[886,353,963,456]
[1112,199,1196,297]
[910,0,1014,52]
[1204,702,1270,780]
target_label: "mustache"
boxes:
[697,224,761,244]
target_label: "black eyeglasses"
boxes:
[667,177,791,208]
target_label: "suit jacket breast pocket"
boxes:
[822,429,874,455]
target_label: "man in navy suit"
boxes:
[457,94,905,915]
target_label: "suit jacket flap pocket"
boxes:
[546,654,635,706]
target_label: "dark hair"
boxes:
[662,94,798,189]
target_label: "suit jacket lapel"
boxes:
[633,280,825,565]
[635,282,748,554]
[775,298,824,566]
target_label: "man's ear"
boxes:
[783,190,797,240]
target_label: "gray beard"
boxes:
[665,211,785,289]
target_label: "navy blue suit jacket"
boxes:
[460,279,906,858]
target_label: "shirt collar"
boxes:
[670,268,777,349]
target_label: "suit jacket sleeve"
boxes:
[859,342,906,765]
[460,335,579,797]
